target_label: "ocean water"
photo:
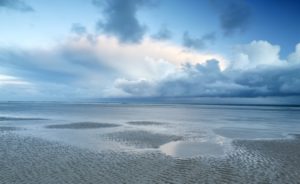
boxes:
[0,102,300,183]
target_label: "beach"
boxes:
[1,102,300,183]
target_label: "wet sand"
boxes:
[1,132,300,184]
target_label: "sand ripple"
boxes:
[1,133,300,183]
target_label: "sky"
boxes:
[0,0,300,102]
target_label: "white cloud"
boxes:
[230,40,284,70]
[288,43,300,64]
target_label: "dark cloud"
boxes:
[116,60,300,98]
[0,0,34,12]
[212,0,251,35]
[93,0,155,43]
[71,23,87,35]
[183,31,215,50]
[158,60,228,97]
[231,66,300,97]
[151,26,172,40]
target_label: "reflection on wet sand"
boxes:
[160,140,227,158]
